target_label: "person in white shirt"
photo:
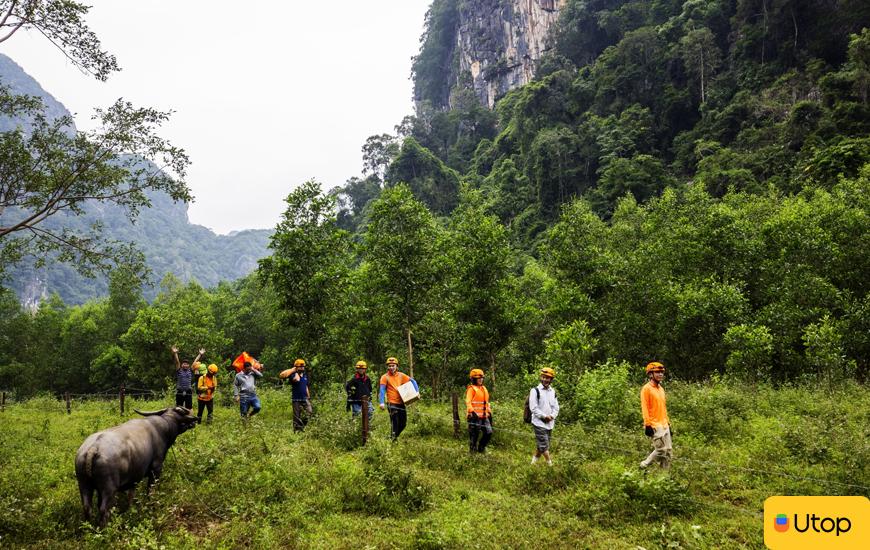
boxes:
[530,367,559,466]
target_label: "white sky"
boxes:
[2,1,431,234]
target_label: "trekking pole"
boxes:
[65,392,71,414]
[2,391,7,412]
[361,394,370,446]
[119,384,125,415]
[452,393,460,438]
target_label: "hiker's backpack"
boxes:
[523,387,556,423]
[523,388,539,423]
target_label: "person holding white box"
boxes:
[378,357,418,440]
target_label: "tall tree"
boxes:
[258,180,353,361]
[363,184,440,377]
[443,189,515,388]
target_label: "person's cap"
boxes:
[294,358,306,367]
[355,360,368,369]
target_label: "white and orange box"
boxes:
[764,496,869,549]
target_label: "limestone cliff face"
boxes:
[439,0,565,108]
[456,0,564,108]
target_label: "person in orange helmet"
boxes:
[640,361,673,470]
[530,367,559,466]
[465,368,493,453]
[281,358,312,432]
[345,360,374,419]
[196,364,220,424]
[378,357,418,440]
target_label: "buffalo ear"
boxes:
[134,408,169,417]
[173,406,193,416]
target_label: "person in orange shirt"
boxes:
[465,368,493,453]
[640,361,673,470]
[378,357,418,440]
[196,364,219,424]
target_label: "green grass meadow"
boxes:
[0,380,867,549]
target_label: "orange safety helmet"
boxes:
[386,357,399,366]
[645,361,665,373]
[355,360,368,369]
[207,364,219,374]
[294,358,306,367]
[469,368,485,379]
[540,367,556,379]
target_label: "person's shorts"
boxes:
[533,425,552,452]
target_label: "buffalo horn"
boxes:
[133,408,168,417]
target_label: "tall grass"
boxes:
[0,379,866,549]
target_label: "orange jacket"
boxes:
[379,371,411,405]
[465,385,491,418]
[640,381,669,428]
[197,374,217,401]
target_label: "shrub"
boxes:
[573,359,634,427]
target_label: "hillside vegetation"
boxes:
[0,53,271,305]
[0,379,867,549]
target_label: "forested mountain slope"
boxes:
[0,54,271,305]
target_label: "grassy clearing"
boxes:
[0,380,867,549]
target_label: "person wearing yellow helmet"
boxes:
[171,345,205,410]
[466,368,493,453]
[378,356,418,440]
[282,358,312,432]
[345,360,373,419]
[196,364,220,424]
[640,361,672,470]
[530,366,559,466]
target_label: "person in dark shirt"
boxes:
[280,358,312,432]
[172,346,204,409]
[345,360,373,419]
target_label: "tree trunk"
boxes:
[700,47,706,104]
[489,352,497,392]
[406,327,414,379]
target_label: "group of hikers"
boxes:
[172,347,673,470]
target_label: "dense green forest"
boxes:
[0,2,868,548]
[3,0,867,397]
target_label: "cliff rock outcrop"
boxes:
[414,0,564,110]
[458,0,564,108]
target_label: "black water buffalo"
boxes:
[74,406,197,526]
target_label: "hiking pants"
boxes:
[468,417,493,452]
[197,399,214,422]
[175,389,192,409]
[387,403,407,440]
[292,399,312,432]
[239,395,261,418]
[642,426,673,469]
[351,401,375,419]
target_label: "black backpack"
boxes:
[523,387,556,423]
[523,388,539,423]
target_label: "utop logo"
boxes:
[764,496,869,550]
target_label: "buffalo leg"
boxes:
[98,488,116,528]
[78,479,93,522]
[146,462,163,493]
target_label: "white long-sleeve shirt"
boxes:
[530,383,559,430]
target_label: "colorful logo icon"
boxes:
[774,514,790,532]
